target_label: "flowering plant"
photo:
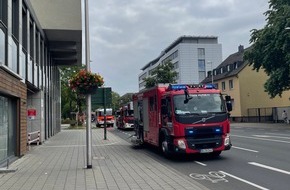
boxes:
[69,69,104,94]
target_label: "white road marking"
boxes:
[232,135,290,144]
[266,132,290,137]
[219,171,269,190]
[232,146,259,153]
[195,161,207,166]
[252,135,270,138]
[248,162,290,175]
[253,135,290,139]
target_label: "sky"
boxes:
[84,0,269,96]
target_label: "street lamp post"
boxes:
[207,61,213,84]
[85,0,92,169]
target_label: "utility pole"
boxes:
[85,0,92,169]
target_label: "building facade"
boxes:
[202,45,290,122]
[0,0,82,165]
[138,36,222,91]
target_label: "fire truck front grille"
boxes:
[185,127,223,150]
[186,138,222,149]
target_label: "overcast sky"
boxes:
[84,0,269,96]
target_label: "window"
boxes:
[231,99,235,110]
[0,28,5,64]
[28,58,32,82]
[173,61,179,69]
[11,40,17,72]
[198,59,205,82]
[29,20,34,57]
[149,67,157,76]
[22,6,27,50]
[12,0,19,39]
[229,80,233,89]
[198,48,205,59]
[139,73,147,81]
[222,81,226,91]
[0,0,8,25]
[20,50,26,78]
[162,50,178,64]
[0,0,7,65]
[175,72,179,81]
[214,83,218,89]
[11,0,19,73]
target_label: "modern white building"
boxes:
[138,36,222,91]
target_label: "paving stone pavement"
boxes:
[0,127,208,190]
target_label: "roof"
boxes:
[202,45,251,83]
[141,35,218,71]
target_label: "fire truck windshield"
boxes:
[173,93,226,115]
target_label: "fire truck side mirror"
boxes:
[225,95,232,112]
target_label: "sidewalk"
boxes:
[0,127,208,190]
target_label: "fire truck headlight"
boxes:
[177,140,186,150]
[224,134,230,146]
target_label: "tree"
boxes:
[111,91,121,112]
[244,0,290,98]
[144,60,177,88]
[60,65,85,119]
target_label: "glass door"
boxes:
[0,96,16,164]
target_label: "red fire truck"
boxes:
[131,84,232,157]
[95,108,115,128]
[116,102,135,130]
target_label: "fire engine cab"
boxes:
[131,83,232,157]
[116,101,134,130]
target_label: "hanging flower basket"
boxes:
[69,69,104,95]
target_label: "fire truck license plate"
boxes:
[200,149,213,153]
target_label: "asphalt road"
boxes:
[112,123,290,190]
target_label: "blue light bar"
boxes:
[204,84,216,89]
[215,128,222,133]
[188,130,194,134]
[185,129,195,136]
[168,84,187,91]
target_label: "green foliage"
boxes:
[61,118,71,124]
[60,66,123,118]
[111,91,121,112]
[69,69,104,94]
[144,60,177,88]
[244,0,290,98]
[60,65,86,118]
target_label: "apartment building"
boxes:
[202,45,290,122]
[138,36,222,91]
[0,0,82,165]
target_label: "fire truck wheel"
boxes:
[159,134,171,157]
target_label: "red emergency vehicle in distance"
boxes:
[116,102,135,130]
[131,83,232,157]
[95,108,115,127]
